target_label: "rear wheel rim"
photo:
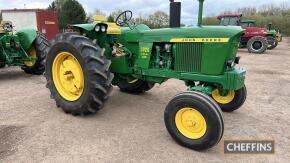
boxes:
[175,107,207,139]
[252,41,262,50]
[24,46,37,67]
[212,89,235,104]
[52,52,84,101]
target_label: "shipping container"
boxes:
[1,9,59,40]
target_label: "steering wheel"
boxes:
[116,10,133,26]
[4,24,13,32]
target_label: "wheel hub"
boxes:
[252,41,262,50]
[52,52,84,101]
[175,108,207,139]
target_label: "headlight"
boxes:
[226,60,235,68]
[95,25,100,32]
[101,26,106,32]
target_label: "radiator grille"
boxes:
[174,43,203,72]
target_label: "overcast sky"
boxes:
[0,0,289,25]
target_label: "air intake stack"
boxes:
[197,0,205,26]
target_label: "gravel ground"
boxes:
[0,38,289,163]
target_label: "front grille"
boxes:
[174,42,203,72]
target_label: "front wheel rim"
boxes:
[175,107,207,139]
[212,89,235,104]
[52,52,84,101]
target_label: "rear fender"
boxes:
[16,28,38,50]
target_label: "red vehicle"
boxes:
[217,14,273,54]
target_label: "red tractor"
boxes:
[217,14,277,54]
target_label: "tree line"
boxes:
[203,3,290,36]
[47,0,169,31]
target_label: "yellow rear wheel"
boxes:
[24,46,37,67]
[52,52,84,101]
[45,33,113,115]
[21,33,48,75]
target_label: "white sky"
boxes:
[0,0,289,25]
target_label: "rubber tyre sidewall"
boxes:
[21,33,47,75]
[214,86,247,112]
[46,42,92,114]
[247,36,267,54]
[267,36,278,50]
[164,92,224,150]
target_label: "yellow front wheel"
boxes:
[164,91,224,150]
[175,108,207,139]
[211,86,247,112]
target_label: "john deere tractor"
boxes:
[45,0,247,150]
[0,21,48,74]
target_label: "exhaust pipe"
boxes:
[169,0,181,28]
[197,0,204,26]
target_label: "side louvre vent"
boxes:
[174,43,203,72]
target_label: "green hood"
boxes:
[121,25,245,42]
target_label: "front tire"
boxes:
[45,33,113,115]
[21,33,49,75]
[247,36,267,54]
[164,91,224,150]
[211,86,247,112]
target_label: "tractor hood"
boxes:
[122,25,245,43]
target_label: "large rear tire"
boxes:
[45,33,114,115]
[21,33,49,75]
[247,36,267,54]
[164,91,224,150]
[118,79,154,94]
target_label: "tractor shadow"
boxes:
[0,68,36,81]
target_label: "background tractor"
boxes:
[0,21,49,74]
[217,14,279,53]
[45,0,247,151]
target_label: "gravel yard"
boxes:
[0,38,289,163]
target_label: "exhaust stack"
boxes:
[197,0,204,26]
[169,0,181,28]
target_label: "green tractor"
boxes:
[240,20,279,50]
[45,0,247,150]
[0,21,48,74]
